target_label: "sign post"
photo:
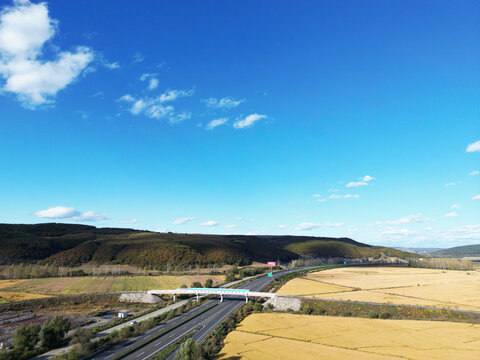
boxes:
[267,261,276,277]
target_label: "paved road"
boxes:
[89,269,299,360]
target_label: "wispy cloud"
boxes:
[204,97,244,109]
[374,214,434,226]
[346,181,368,188]
[473,195,480,201]
[382,228,414,236]
[173,217,195,225]
[34,206,108,221]
[132,52,144,63]
[363,175,375,182]
[279,225,287,229]
[233,113,267,129]
[329,194,359,199]
[118,89,193,123]
[466,140,480,153]
[225,224,238,229]
[200,220,219,226]
[444,212,459,217]
[451,204,461,209]
[445,182,462,187]
[470,171,480,176]
[0,0,93,107]
[206,118,228,130]
[295,222,344,231]
[140,73,159,90]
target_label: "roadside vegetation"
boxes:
[0,315,70,360]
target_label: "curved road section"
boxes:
[90,269,299,360]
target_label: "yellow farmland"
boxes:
[220,313,480,360]
[0,274,223,298]
[277,267,480,311]
[0,291,50,303]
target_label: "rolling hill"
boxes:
[431,244,480,258]
[0,223,416,268]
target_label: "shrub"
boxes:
[13,323,41,351]
[40,316,70,349]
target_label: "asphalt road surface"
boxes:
[89,269,298,360]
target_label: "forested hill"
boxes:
[431,244,480,257]
[0,223,415,268]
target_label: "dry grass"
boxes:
[0,291,50,302]
[276,278,351,296]
[0,275,224,296]
[219,313,480,360]
[0,279,25,289]
[277,267,480,311]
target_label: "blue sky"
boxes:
[0,0,479,248]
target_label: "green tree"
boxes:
[191,281,202,288]
[40,316,70,349]
[174,338,203,360]
[225,272,235,283]
[13,323,41,351]
[204,278,213,288]
[70,327,94,345]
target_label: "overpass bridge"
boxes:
[148,288,276,303]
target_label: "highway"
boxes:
[89,269,298,360]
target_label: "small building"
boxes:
[117,311,129,318]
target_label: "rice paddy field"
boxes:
[219,313,480,360]
[0,274,223,301]
[277,266,480,311]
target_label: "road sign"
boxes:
[267,262,276,266]
[268,272,273,277]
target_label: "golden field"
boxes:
[219,313,480,360]
[277,267,480,311]
[0,274,223,300]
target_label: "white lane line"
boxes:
[104,354,114,359]
[136,352,145,357]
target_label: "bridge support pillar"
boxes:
[220,294,223,302]
[173,294,176,302]
[245,295,248,303]
[196,294,199,302]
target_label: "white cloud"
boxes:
[329,194,360,199]
[295,222,344,230]
[118,89,193,123]
[173,217,195,225]
[34,206,77,219]
[363,175,375,182]
[312,194,322,197]
[204,97,244,109]
[34,206,108,221]
[346,181,368,188]
[233,113,267,129]
[317,198,326,202]
[466,140,480,153]
[295,222,320,231]
[72,211,109,221]
[140,73,159,90]
[104,62,120,70]
[235,217,243,221]
[279,225,287,229]
[0,0,93,107]
[225,224,238,229]
[374,214,434,226]
[382,228,414,236]
[470,171,480,176]
[473,195,480,201]
[200,220,219,227]
[444,212,459,217]
[206,118,227,130]
[451,204,461,209]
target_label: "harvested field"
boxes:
[277,267,480,311]
[0,275,223,298]
[219,313,480,360]
[0,291,50,302]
